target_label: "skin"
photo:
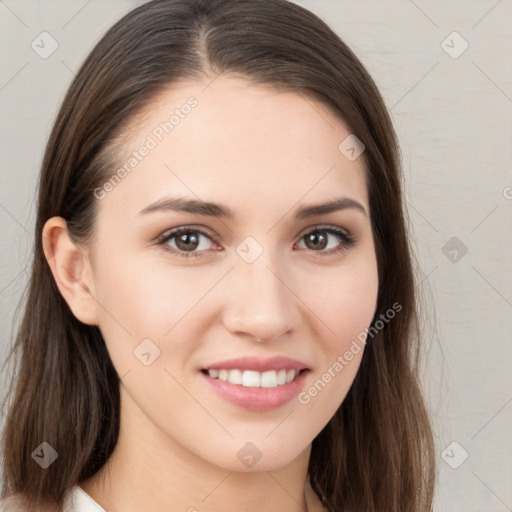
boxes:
[42,75,379,512]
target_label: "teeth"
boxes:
[208,368,300,388]
[228,369,243,385]
[242,370,260,387]
[260,370,276,388]
[286,369,296,384]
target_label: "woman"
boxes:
[0,0,436,510]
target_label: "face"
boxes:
[83,75,379,472]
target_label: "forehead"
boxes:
[99,75,369,221]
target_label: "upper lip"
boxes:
[202,356,310,373]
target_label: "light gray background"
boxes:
[1,1,511,510]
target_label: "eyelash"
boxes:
[155,224,357,259]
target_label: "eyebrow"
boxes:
[138,196,367,220]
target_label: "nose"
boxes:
[221,256,299,344]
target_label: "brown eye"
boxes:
[297,226,356,256]
[157,228,216,259]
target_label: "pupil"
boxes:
[306,232,327,250]
[178,233,198,251]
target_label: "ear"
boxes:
[42,216,99,326]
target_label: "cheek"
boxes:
[296,262,377,422]
[307,258,379,350]
[92,250,220,365]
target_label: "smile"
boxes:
[200,368,310,411]
[202,368,307,388]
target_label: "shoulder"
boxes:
[0,493,27,511]
[0,488,75,512]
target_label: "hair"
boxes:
[0,0,436,510]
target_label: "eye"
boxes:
[295,225,356,256]
[156,224,357,259]
[156,227,217,259]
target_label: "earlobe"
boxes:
[42,216,99,326]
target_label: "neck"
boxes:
[80,386,320,512]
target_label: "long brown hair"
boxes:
[0,1,436,510]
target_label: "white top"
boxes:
[0,485,105,512]
[63,485,106,512]
[1,482,329,511]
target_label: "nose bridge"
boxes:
[223,242,298,341]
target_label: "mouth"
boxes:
[199,355,311,410]
[199,356,311,411]
[200,368,310,388]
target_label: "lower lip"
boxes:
[200,370,310,411]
